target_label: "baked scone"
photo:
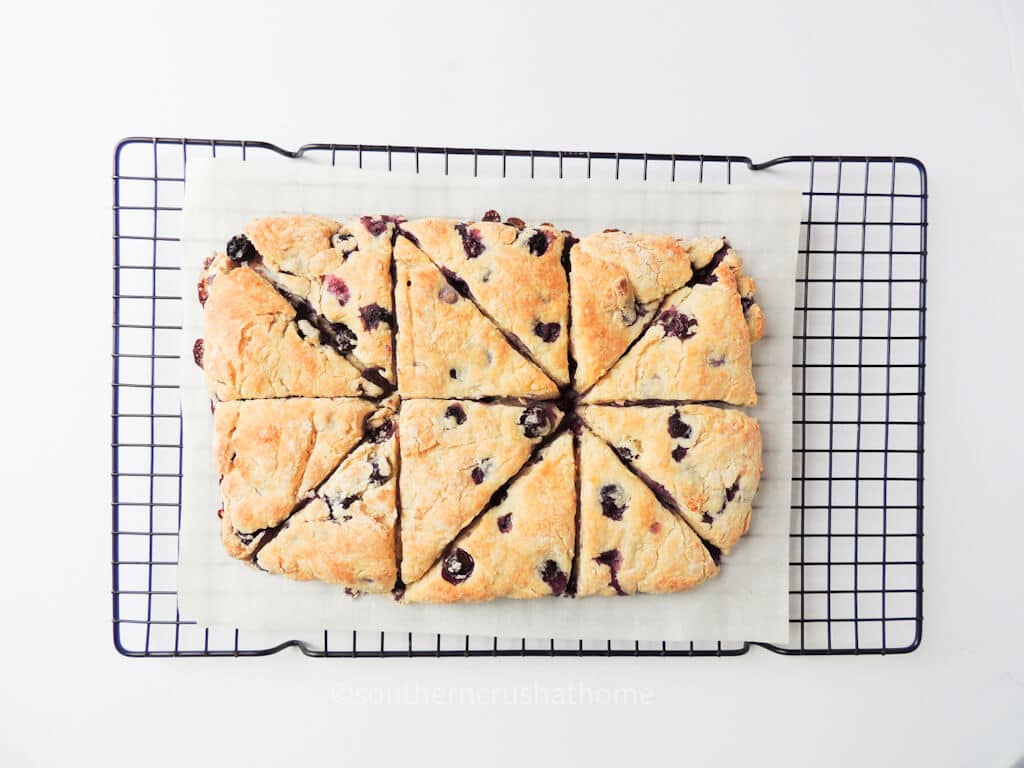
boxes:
[253,412,398,592]
[201,256,383,400]
[398,399,563,583]
[583,245,763,405]
[402,431,575,603]
[577,427,718,596]
[393,235,559,399]
[214,398,375,542]
[570,232,723,392]
[242,214,398,385]
[581,404,762,553]
[401,214,571,385]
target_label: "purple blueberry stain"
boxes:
[689,241,730,285]
[324,275,350,305]
[454,223,485,258]
[594,550,625,595]
[599,483,627,521]
[540,560,568,596]
[658,309,698,342]
[533,321,561,343]
[441,548,475,585]
[668,411,692,439]
[708,356,726,368]
[359,303,392,331]
[497,513,513,533]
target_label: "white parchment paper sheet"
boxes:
[178,156,801,643]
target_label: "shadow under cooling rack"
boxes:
[111,138,926,658]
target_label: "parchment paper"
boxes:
[178,156,801,643]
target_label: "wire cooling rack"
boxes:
[112,138,926,657]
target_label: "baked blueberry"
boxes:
[614,445,636,461]
[594,549,625,595]
[359,303,392,331]
[360,216,389,236]
[725,479,740,502]
[226,234,257,263]
[440,266,471,297]
[470,458,492,485]
[481,209,501,222]
[368,457,392,485]
[533,321,561,343]
[599,483,627,521]
[519,405,556,438]
[505,216,526,231]
[438,284,459,304]
[193,338,204,368]
[702,512,714,524]
[443,403,467,425]
[668,411,691,439]
[366,419,395,443]
[671,445,688,462]
[441,548,474,585]
[526,229,553,256]
[454,223,485,258]
[689,241,729,285]
[497,513,513,533]
[329,322,357,354]
[331,231,357,253]
[658,309,698,342]
[540,560,568,596]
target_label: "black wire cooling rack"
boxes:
[111,138,927,657]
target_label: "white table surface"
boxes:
[1,1,1022,765]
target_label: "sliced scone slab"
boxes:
[583,246,762,405]
[581,403,762,553]
[577,427,718,597]
[398,399,562,583]
[393,236,559,399]
[570,232,725,392]
[403,431,576,603]
[401,215,570,385]
[254,419,398,593]
[242,214,398,383]
[201,258,380,400]
[214,397,375,542]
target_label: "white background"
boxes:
[1,1,1022,765]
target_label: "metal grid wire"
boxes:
[112,138,926,657]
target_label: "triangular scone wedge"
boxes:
[398,399,562,583]
[577,427,718,597]
[201,260,380,400]
[254,417,398,592]
[570,232,724,392]
[244,214,398,383]
[403,432,576,603]
[581,404,762,553]
[583,246,760,405]
[214,398,375,539]
[393,236,559,399]
[401,215,570,385]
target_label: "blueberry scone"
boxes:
[214,398,376,557]
[401,213,571,385]
[393,235,559,399]
[576,427,719,596]
[581,404,762,553]
[583,243,764,405]
[398,399,563,583]
[242,214,398,385]
[253,408,398,592]
[570,232,725,392]
[402,431,575,603]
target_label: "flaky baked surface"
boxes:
[397,399,562,583]
[581,403,762,553]
[402,432,576,603]
[577,427,719,596]
[393,236,559,399]
[401,216,570,385]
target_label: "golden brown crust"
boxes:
[398,399,562,583]
[213,398,375,535]
[570,233,719,392]
[581,404,762,553]
[244,215,396,381]
[202,259,376,400]
[583,250,758,405]
[401,217,570,384]
[402,432,575,603]
[577,427,718,596]
[254,430,398,592]
[393,236,559,399]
